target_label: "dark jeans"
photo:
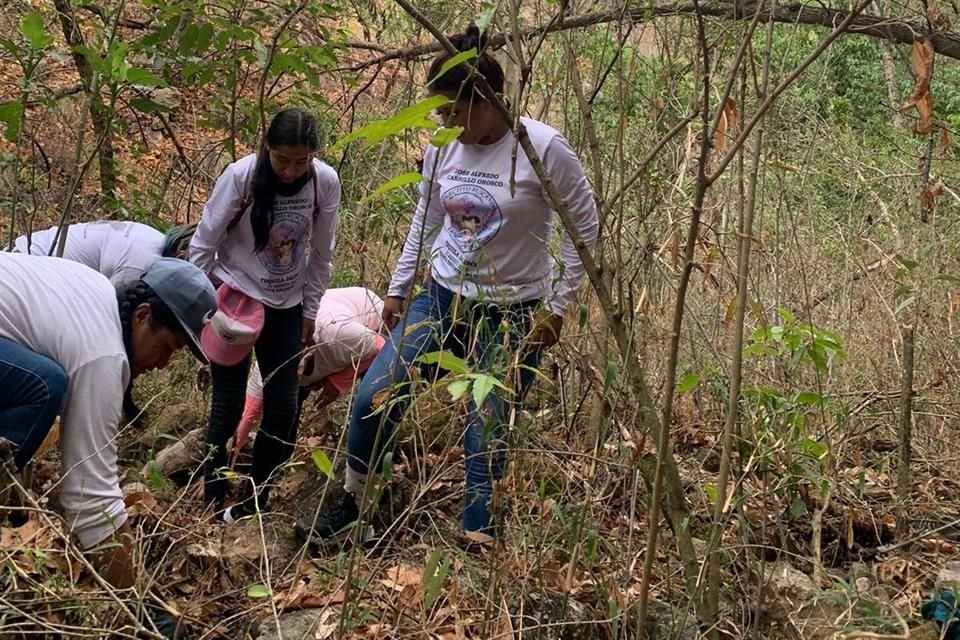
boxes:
[0,337,69,469]
[204,303,302,511]
[346,279,542,533]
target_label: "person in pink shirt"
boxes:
[231,287,385,468]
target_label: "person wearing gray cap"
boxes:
[0,253,215,639]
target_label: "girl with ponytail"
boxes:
[298,24,599,546]
[189,108,341,522]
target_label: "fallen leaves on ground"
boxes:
[276,577,345,612]
[0,517,41,550]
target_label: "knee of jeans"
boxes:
[351,372,391,418]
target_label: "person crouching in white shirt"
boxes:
[0,254,215,637]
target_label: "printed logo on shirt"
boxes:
[256,207,309,276]
[441,184,502,251]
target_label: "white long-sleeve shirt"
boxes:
[188,154,341,318]
[387,118,599,315]
[0,253,129,549]
[13,221,164,287]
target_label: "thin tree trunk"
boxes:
[881,42,904,127]
[704,8,775,637]
[52,0,117,204]
[896,325,914,503]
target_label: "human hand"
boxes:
[528,312,564,350]
[301,318,315,348]
[381,296,404,331]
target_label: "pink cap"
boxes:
[200,285,265,366]
[325,334,386,394]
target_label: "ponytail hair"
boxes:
[250,108,321,251]
[426,25,505,102]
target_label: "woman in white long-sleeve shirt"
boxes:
[300,25,599,545]
[189,107,340,521]
[0,253,214,635]
[11,220,196,287]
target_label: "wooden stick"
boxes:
[896,325,915,503]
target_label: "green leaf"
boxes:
[0,100,24,143]
[894,295,914,315]
[429,49,477,86]
[194,23,214,54]
[471,373,497,408]
[246,584,270,598]
[141,16,179,48]
[179,23,200,56]
[143,458,166,491]
[21,12,53,50]
[447,379,470,400]
[331,95,451,151]
[475,4,496,33]
[0,35,21,59]
[798,437,828,460]
[892,284,912,302]
[937,274,960,284]
[423,549,450,610]
[72,45,105,74]
[361,171,421,202]
[126,67,164,87]
[310,449,333,479]
[603,359,617,392]
[677,373,700,394]
[794,391,823,406]
[789,494,807,518]
[429,126,464,147]
[703,481,717,505]
[577,303,588,329]
[417,350,469,375]
[895,254,918,271]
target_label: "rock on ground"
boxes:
[256,608,339,640]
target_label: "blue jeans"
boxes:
[346,279,542,533]
[0,337,69,469]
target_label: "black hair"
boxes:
[117,281,183,370]
[161,223,198,259]
[426,25,505,102]
[250,108,320,251]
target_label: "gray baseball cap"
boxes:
[142,257,217,364]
